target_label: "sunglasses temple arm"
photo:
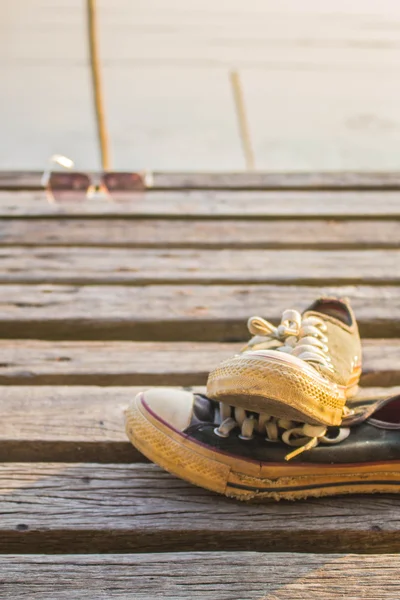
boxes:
[41,163,52,188]
[42,154,75,187]
[143,171,154,188]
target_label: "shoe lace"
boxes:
[214,403,350,461]
[247,309,333,372]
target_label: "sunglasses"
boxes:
[41,155,153,203]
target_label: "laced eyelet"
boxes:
[213,403,350,459]
[319,427,350,445]
[214,427,229,438]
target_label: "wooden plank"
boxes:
[6,171,400,190]
[0,247,399,285]
[0,386,146,463]
[2,218,400,249]
[153,172,400,190]
[0,385,396,463]
[2,191,400,218]
[0,172,41,190]
[0,284,398,340]
[1,552,400,599]
[0,339,397,387]
[1,462,399,553]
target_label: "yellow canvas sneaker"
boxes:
[207,297,362,427]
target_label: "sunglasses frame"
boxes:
[41,155,153,204]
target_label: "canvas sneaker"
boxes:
[125,388,400,500]
[206,297,362,427]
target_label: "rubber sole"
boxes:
[207,350,360,427]
[125,392,400,501]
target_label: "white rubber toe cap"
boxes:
[137,388,195,431]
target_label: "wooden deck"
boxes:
[0,173,399,597]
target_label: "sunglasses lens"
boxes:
[48,172,90,201]
[103,172,145,192]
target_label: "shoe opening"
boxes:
[307,298,353,327]
[371,396,400,425]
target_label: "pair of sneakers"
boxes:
[126,297,400,500]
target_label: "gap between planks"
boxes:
[1,552,399,599]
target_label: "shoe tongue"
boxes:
[192,394,216,423]
[303,298,352,326]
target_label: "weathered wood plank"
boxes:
[2,191,400,218]
[0,248,399,285]
[0,339,396,386]
[0,462,399,553]
[0,284,398,340]
[5,172,400,190]
[0,172,41,190]
[2,218,400,249]
[0,385,395,463]
[153,172,400,190]
[1,552,399,599]
[0,386,145,463]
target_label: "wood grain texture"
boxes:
[1,462,399,553]
[152,172,400,190]
[0,339,397,386]
[0,385,396,463]
[0,284,398,340]
[0,247,399,285]
[0,386,144,463]
[0,172,41,190]
[2,552,400,599]
[2,218,400,249]
[6,171,400,190]
[2,190,400,218]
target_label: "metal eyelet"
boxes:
[213,427,229,438]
